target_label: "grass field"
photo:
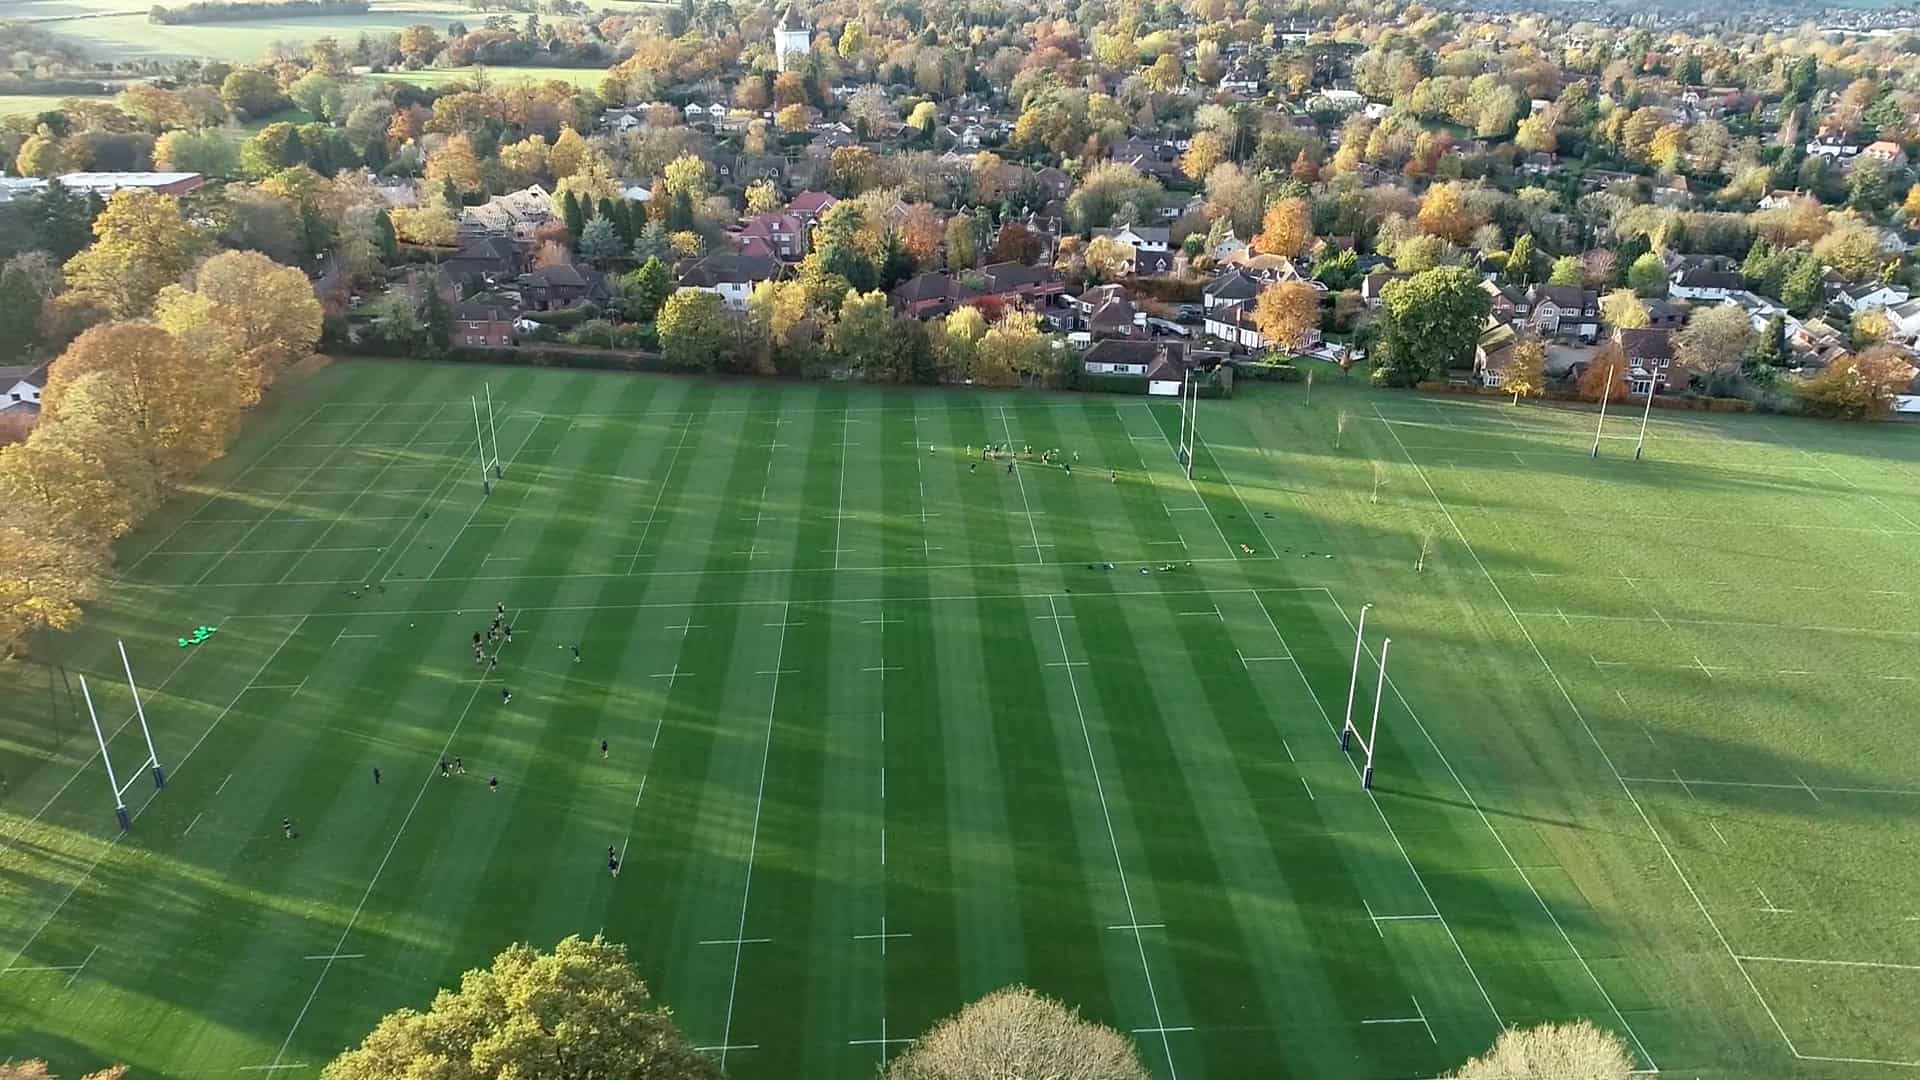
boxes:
[0,93,115,116]
[364,65,611,90]
[18,0,485,61]
[3,359,1919,1079]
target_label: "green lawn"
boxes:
[34,3,482,62]
[364,65,611,89]
[0,93,116,117]
[3,361,1919,1079]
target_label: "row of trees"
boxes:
[0,200,322,654]
[307,934,1642,1080]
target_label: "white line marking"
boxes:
[1737,955,1920,972]
[62,944,97,988]
[182,812,204,837]
[717,599,791,1072]
[302,953,365,961]
[1046,595,1179,1080]
[999,408,1046,564]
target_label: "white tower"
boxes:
[775,1,810,72]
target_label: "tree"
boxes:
[153,250,323,405]
[0,496,108,654]
[155,129,239,177]
[1578,341,1629,403]
[1626,252,1668,298]
[320,935,713,1080]
[15,129,67,178]
[1372,266,1492,386]
[943,211,977,271]
[549,126,590,179]
[886,985,1148,1080]
[907,101,938,138]
[1503,336,1546,403]
[826,289,895,374]
[1797,346,1919,419]
[775,103,811,133]
[657,290,732,371]
[1547,256,1583,286]
[1253,282,1321,353]
[1599,289,1649,330]
[930,305,986,382]
[219,68,283,117]
[1444,1020,1632,1080]
[426,134,486,198]
[0,375,161,542]
[45,322,244,481]
[1179,130,1231,183]
[744,179,782,215]
[1506,234,1536,285]
[1673,304,1753,378]
[1812,219,1886,283]
[64,190,206,318]
[1416,181,1480,245]
[974,309,1050,387]
[578,217,624,265]
[1781,257,1825,315]
[390,206,457,248]
[0,257,46,364]
[620,256,674,321]
[1084,236,1133,283]
[747,278,810,351]
[1254,197,1313,258]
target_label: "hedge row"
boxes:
[443,344,681,372]
[1412,382,1754,412]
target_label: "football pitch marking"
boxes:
[265,612,515,1072]
[1046,594,1180,1080]
[715,600,792,1071]
[3,616,309,978]
[1374,401,1889,1073]
[997,407,1047,565]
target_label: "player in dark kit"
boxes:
[501,687,512,704]
[488,775,499,793]
[600,738,609,758]
[607,846,620,876]
[282,817,295,839]
[372,767,381,785]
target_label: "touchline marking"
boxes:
[1045,594,1180,1080]
[1624,776,1920,797]
[1375,405,1693,1072]
[1737,955,1920,972]
[1793,773,1823,803]
[264,611,513,1071]
[834,410,851,570]
[1299,776,1315,801]
[182,812,204,838]
[716,598,792,1072]
[62,944,98,989]
[215,773,232,795]
[301,953,365,961]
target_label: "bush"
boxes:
[1240,360,1301,381]
[1073,373,1150,394]
[440,344,671,372]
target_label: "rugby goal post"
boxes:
[82,643,167,833]
[1175,370,1199,478]
[473,382,503,494]
[1338,604,1390,790]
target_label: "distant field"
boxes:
[19,0,480,62]
[365,65,610,89]
[0,93,115,117]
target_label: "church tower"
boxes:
[775,2,810,72]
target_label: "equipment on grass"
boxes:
[178,625,218,648]
[473,383,504,495]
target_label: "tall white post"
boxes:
[484,382,501,477]
[1633,372,1656,461]
[1176,371,1190,470]
[119,641,164,789]
[81,676,130,832]
[473,396,491,496]
[1591,362,1615,459]
[1363,638,1390,790]
[1183,374,1198,478]
[1340,603,1372,751]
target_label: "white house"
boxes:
[1668,268,1743,302]
[0,363,47,414]
[1884,298,1920,342]
[1091,224,1170,252]
[677,253,780,310]
[1836,282,1910,314]
[1309,89,1366,112]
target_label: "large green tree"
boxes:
[321,936,713,1080]
[887,985,1148,1080]
[657,289,733,371]
[1372,266,1491,386]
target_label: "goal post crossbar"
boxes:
[473,383,504,493]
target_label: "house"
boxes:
[55,171,205,197]
[890,272,978,319]
[1652,176,1691,207]
[1836,282,1911,314]
[1643,299,1689,329]
[1617,328,1682,394]
[1668,268,1743,303]
[1805,135,1862,160]
[0,363,48,414]
[1091,224,1170,252]
[1360,270,1408,308]
[738,212,809,260]
[1474,329,1517,388]
[1757,189,1807,210]
[786,190,839,225]
[451,301,516,348]
[1204,301,1271,352]
[460,185,556,243]
[442,237,527,289]
[1075,285,1147,339]
[1204,269,1262,311]
[1309,89,1366,112]
[1884,298,1920,343]
[515,264,612,311]
[677,253,780,310]
[1525,284,1599,341]
[976,261,1066,306]
[1863,140,1908,169]
[1033,167,1071,200]
[1481,279,1527,326]
[1081,338,1175,376]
